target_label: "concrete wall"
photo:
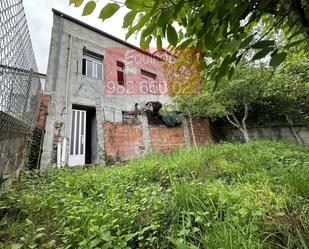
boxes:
[41,12,171,167]
[0,136,27,188]
[226,126,309,144]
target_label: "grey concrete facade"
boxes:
[41,10,170,168]
[226,126,309,144]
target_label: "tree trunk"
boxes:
[285,114,304,144]
[226,103,250,142]
[186,108,197,148]
[241,127,250,142]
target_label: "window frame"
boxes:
[116,61,125,85]
[82,54,103,80]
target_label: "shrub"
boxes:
[0,140,308,248]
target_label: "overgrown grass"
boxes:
[1,140,309,249]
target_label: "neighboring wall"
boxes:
[0,135,27,188]
[225,126,309,144]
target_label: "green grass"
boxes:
[0,140,309,249]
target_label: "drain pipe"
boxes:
[61,35,73,166]
[57,142,62,168]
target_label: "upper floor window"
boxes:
[82,53,103,80]
[141,69,157,94]
[117,61,125,85]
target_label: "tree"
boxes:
[71,0,309,81]
[260,51,309,143]
[167,58,308,142]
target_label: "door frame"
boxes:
[68,109,86,166]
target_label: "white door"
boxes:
[69,109,86,166]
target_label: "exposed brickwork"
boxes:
[103,118,214,161]
[150,126,186,153]
[104,122,144,161]
[37,94,49,130]
[187,118,214,145]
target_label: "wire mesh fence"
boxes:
[0,0,41,140]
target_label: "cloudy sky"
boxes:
[23,0,140,73]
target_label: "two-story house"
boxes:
[40,9,214,168]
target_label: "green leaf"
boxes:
[123,10,137,28]
[284,39,306,49]
[156,35,162,49]
[140,33,152,48]
[228,39,241,50]
[82,1,96,16]
[252,47,274,60]
[99,3,120,21]
[239,34,254,49]
[125,0,144,9]
[11,244,23,249]
[288,27,309,40]
[125,25,139,40]
[270,52,287,68]
[167,25,178,46]
[251,40,275,49]
[158,10,172,26]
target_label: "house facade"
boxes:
[40,9,214,168]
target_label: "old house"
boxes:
[40,9,214,168]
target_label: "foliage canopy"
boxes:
[70,0,309,81]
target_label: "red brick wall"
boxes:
[104,122,144,161]
[37,94,49,130]
[187,118,214,145]
[150,126,185,153]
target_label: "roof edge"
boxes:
[52,9,162,61]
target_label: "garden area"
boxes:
[1,140,308,249]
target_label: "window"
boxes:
[82,54,103,80]
[117,61,125,85]
[141,69,157,94]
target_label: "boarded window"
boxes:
[122,111,139,124]
[141,69,157,94]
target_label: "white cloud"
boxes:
[23,0,140,73]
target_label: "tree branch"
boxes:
[226,115,242,130]
[242,103,249,127]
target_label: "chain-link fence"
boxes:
[0,0,41,140]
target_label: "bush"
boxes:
[0,140,308,248]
